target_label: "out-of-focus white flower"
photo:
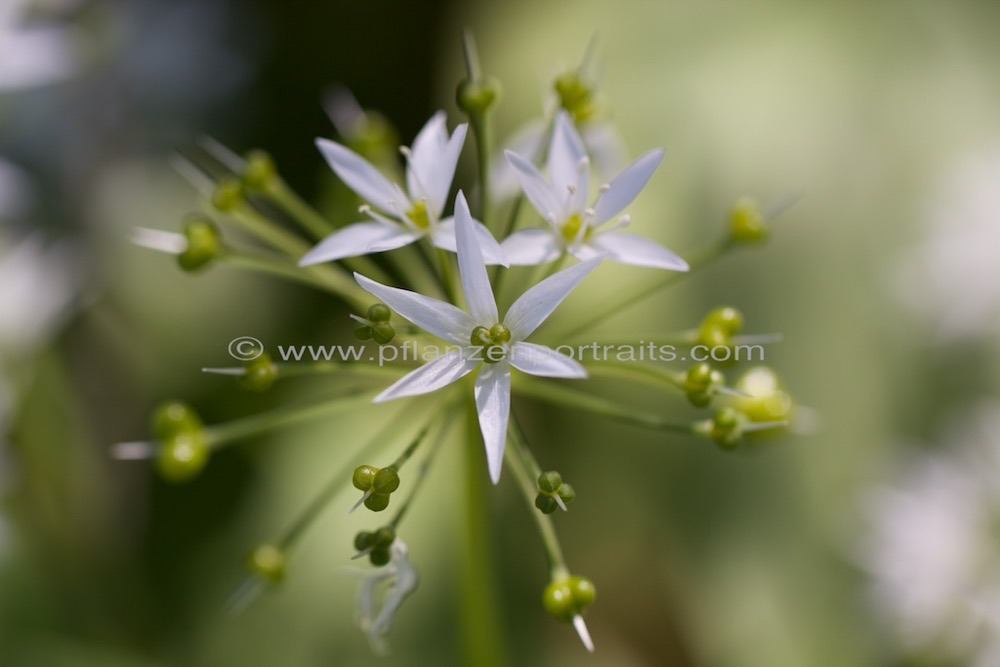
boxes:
[859,403,1000,666]
[353,539,419,655]
[891,146,1000,339]
[0,0,76,92]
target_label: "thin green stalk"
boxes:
[389,406,455,530]
[554,236,735,341]
[264,176,336,240]
[221,250,351,295]
[585,359,685,391]
[505,420,567,579]
[436,247,459,304]
[458,396,506,667]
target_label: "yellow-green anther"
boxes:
[248,544,286,584]
[364,492,390,512]
[212,176,244,212]
[554,72,595,123]
[241,150,277,192]
[729,198,768,243]
[240,353,277,391]
[151,401,202,440]
[156,430,209,483]
[178,217,222,272]
[373,467,400,494]
[456,77,501,115]
[538,471,563,495]
[367,303,391,323]
[352,465,378,491]
[371,322,395,345]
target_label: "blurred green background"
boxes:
[2,0,999,666]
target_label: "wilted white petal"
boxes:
[431,217,509,266]
[504,150,564,222]
[475,363,511,484]
[315,138,409,214]
[499,228,563,266]
[587,231,688,271]
[504,258,602,340]
[373,348,479,403]
[509,342,587,378]
[548,111,589,212]
[299,222,420,265]
[370,540,420,636]
[454,192,498,324]
[591,148,664,224]
[355,273,475,344]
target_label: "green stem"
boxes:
[458,396,506,667]
[221,250,350,294]
[389,406,455,530]
[585,359,686,391]
[505,418,568,579]
[554,236,735,341]
[436,247,459,304]
[264,177,335,240]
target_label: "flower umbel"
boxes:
[355,191,600,482]
[300,111,507,266]
[501,110,688,271]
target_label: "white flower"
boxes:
[355,191,600,483]
[501,110,688,271]
[300,111,507,266]
[353,539,419,655]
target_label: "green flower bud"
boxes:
[457,77,501,115]
[703,306,744,336]
[488,323,511,343]
[684,363,714,394]
[371,322,395,345]
[240,353,277,391]
[364,492,390,512]
[733,367,793,424]
[369,547,391,567]
[542,580,576,622]
[554,72,595,122]
[697,323,730,350]
[373,467,400,494]
[729,198,768,243]
[711,407,743,450]
[538,471,563,494]
[241,150,276,192]
[151,401,202,440]
[557,483,576,505]
[354,322,373,341]
[535,494,559,514]
[211,176,244,213]
[470,326,491,347]
[354,531,375,552]
[483,344,505,364]
[177,217,222,272]
[373,526,396,549]
[248,543,286,583]
[567,575,595,609]
[367,303,391,323]
[156,430,209,483]
[352,465,378,491]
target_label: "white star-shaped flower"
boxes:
[300,111,507,266]
[355,191,600,483]
[501,110,688,271]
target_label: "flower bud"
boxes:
[240,353,277,391]
[151,401,202,440]
[177,217,222,272]
[373,467,400,494]
[248,543,286,584]
[538,470,563,495]
[535,494,559,514]
[711,407,743,450]
[371,322,395,345]
[369,546,391,567]
[367,303,391,323]
[354,321,373,341]
[554,72,595,122]
[457,77,501,115]
[212,176,244,213]
[703,306,743,336]
[156,430,209,482]
[729,198,768,244]
[733,367,793,424]
[373,526,396,548]
[364,492,390,512]
[241,150,277,192]
[543,574,596,622]
[354,530,375,551]
[352,465,378,491]
[557,483,576,505]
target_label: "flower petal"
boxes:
[316,138,409,214]
[548,111,589,213]
[373,348,479,402]
[587,231,689,271]
[509,341,587,378]
[504,149,564,223]
[504,257,602,340]
[299,222,420,266]
[355,273,475,344]
[406,113,467,215]
[432,217,509,266]
[490,119,546,200]
[454,192,498,324]
[474,363,511,484]
[590,148,664,224]
[498,228,562,266]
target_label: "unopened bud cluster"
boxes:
[352,464,401,511]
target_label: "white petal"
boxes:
[587,231,689,271]
[373,349,479,402]
[432,217,509,266]
[489,119,546,200]
[504,258,602,340]
[131,228,186,254]
[504,150,564,222]
[474,363,511,484]
[299,222,420,265]
[499,228,563,266]
[355,273,475,344]
[454,192,498,324]
[590,148,664,224]
[315,138,409,214]
[406,113,467,215]
[580,121,628,177]
[509,342,587,378]
[548,111,589,213]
